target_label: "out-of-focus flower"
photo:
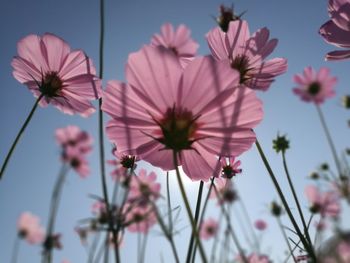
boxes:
[314,220,327,231]
[43,233,62,251]
[220,157,242,179]
[11,33,101,116]
[91,201,109,225]
[309,171,320,180]
[337,241,350,262]
[272,134,289,154]
[254,219,267,231]
[102,46,263,181]
[74,226,89,245]
[210,177,238,204]
[236,253,271,263]
[293,67,337,104]
[17,212,45,244]
[215,4,244,32]
[319,0,350,60]
[151,23,199,68]
[123,204,157,234]
[128,169,161,206]
[270,201,282,217]
[55,125,93,178]
[206,19,287,91]
[199,218,219,240]
[305,185,341,218]
[107,148,136,183]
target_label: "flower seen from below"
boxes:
[199,218,219,240]
[17,212,45,244]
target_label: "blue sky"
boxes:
[0,0,349,262]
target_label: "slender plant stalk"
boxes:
[172,151,208,263]
[185,181,204,263]
[43,164,69,263]
[11,236,20,263]
[255,139,316,262]
[238,199,259,251]
[208,212,223,263]
[0,94,43,180]
[277,217,297,263]
[282,151,314,251]
[166,172,173,234]
[88,232,101,263]
[140,233,148,263]
[316,105,342,177]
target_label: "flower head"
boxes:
[12,33,101,116]
[107,148,137,183]
[215,4,244,33]
[254,219,268,231]
[220,157,242,178]
[199,218,219,240]
[102,45,263,181]
[151,23,199,68]
[319,0,350,60]
[272,134,289,154]
[293,67,337,104]
[206,20,287,91]
[210,177,238,204]
[123,203,157,234]
[17,212,45,244]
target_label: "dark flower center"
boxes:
[133,213,144,222]
[308,82,321,96]
[206,226,215,235]
[120,155,135,169]
[158,107,199,152]
[170,47,178,56]
[231,55,250,84]
[40,71,63,97]
[217,5,241,32]
[70,158,81,168]
[222,188,238,203]
[222,165,235,178]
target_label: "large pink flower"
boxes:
[12,33,101,117]
[151,23,199,67]
[293,67,337,104]
[305,185,341,218]
[319,0,350,60]
[206,20,287,91]
[102,46,263,181]
[17,212,45,244]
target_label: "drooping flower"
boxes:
[206,20,287,91]
[17,212,45,244]
[123,203,157,234]
[254,219,267,231]
[305,185,341,218]
[55,125,93,178]
[319,0,350,60]
[128,169,161,206]
[220,157,242,178]
[12,33,101,116]
[293,67,337,104]
[151,23,199,67]
[102,45,263,181]
[199,218,219,240]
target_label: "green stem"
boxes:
[282,151,314,251]
[88,232,101,263]
[185,181,204,263]
[0,94,43,180]
[255,139,316,262]
[166,172,173,235]
[277,217,297,263]
[11,236,20,263]
[316,105,342,178]
[172,151,207,263]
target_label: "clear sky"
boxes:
[0,0,349,262]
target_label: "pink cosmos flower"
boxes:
[305,185,341,218]
[319,0,350,60]
[254,219,267,231]
[293,67,337,104]
[17,212,45,244]
[199,218,219,240]
[220,157,242,178]
[210,177,238,204]
[206,20,287,91]
[128,169,161,206]
[102,45,263,181]
[12,33,101,116]
[55,125,93,178]
[151,23,199,68]
[107,148,137,182]
[123,203,157,234]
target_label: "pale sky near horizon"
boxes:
[0,0,349,262]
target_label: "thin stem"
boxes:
[140,233,148,263]
[277,217,297,263]
[11,236,20,263]
[0,94,43,180]
[166,172,173,235]
[103,233,110,263]
[43,164,69,263]
[316,104,342,177]
[238,199,259,251]
[185,181,204,263]
[172,151,207,263]
[255,139,316,262]
[88,232,101,263]
[209,212,223,263]
[282,151,314,251]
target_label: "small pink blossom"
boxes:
[210,177,238,204]
[199,218,219,240]
[123,203,157,234]
[236,253,271,263]
[206,20,287,91]
[17,212,45,244]
[293,67,337,104]
[107,148,137,182]
[220,157,242,178]
[12,33,101,116]
[305,185,341,218]
[102,45,263,181]
[151,23,199,67]
[128,169,161,206]
[319,0,350,60]
[254,219,267,231]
